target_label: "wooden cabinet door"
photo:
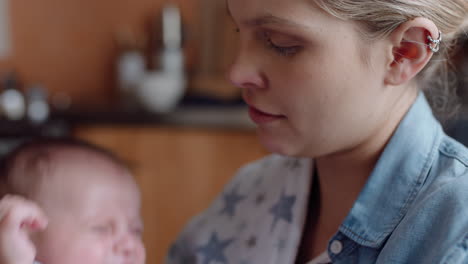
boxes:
[75,125,268,263]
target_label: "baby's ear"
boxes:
[384,17,439,86]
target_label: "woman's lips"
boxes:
[248,106,285,124]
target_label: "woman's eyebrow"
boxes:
[244,14,308,29]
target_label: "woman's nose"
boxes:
[228,51,266,90]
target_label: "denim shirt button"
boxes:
[330,240,343,255]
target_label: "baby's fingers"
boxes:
[0,195,48,233]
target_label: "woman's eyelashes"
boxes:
[233,27,303,57]
[260,31,303,57]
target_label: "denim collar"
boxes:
[339,93,443,248]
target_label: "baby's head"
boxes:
[0,138,145,264]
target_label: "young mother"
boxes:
[168,0,468,263]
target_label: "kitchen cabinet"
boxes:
[74,125,268,263]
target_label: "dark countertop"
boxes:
[0,100,254,157]
[49,95,255,129]
[0,94,255,135]
[0,119,70,138]
[0,98,254,139]
[51,105,254,129]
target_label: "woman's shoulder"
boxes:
[387,135,468,262]
[438,134,468,166]
[426,134,468,199]
[415,134,468,213]
[377,135,468,263]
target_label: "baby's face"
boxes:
[31,152,146,264]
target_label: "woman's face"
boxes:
[227,0,399,157]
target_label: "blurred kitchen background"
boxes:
[0,0,467,263]
[0,0,270,262]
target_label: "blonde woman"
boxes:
[167,0,468,263]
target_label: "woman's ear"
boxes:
[384,17,440,86]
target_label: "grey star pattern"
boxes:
[220,185,246,218]
[168,243,180,260]
[196,217,208,229]
[169,241,197,263]
[196,232,234,264]
[236,220,248,233]
[246,235,257,249]
[261,160,271,169]
[254,174,264,188]
[255,192,266,206]
[285,158,302,170]
[269,190,297,232]
[180,254,197,264]
[276,238,287,252]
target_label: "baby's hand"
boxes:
[0,195,48,264]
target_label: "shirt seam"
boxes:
[439,140,468,167]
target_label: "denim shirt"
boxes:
[166,93,468,264]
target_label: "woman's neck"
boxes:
[314,87,418,227]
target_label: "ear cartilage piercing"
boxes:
[427,31,442,53]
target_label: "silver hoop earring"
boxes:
[427,31,442,53]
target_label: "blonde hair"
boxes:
[314,0,468,121]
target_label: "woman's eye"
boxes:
[261,32,302,57]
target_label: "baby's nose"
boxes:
[114,233,145,261]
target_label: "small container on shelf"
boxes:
[0,72,26,121]
[26,84,50,124]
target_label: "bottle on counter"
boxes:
[26,84,50,124]
[137,3,187,113]
[0,72,26,121]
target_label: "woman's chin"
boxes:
[256,130,324,158]
[257,132,300,157]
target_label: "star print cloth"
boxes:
[166,154,314,264]
[166,93,468,264]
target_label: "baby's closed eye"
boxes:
[130,225,144,237]
[91,223,113,235]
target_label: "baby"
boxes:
[0,138,146,264]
